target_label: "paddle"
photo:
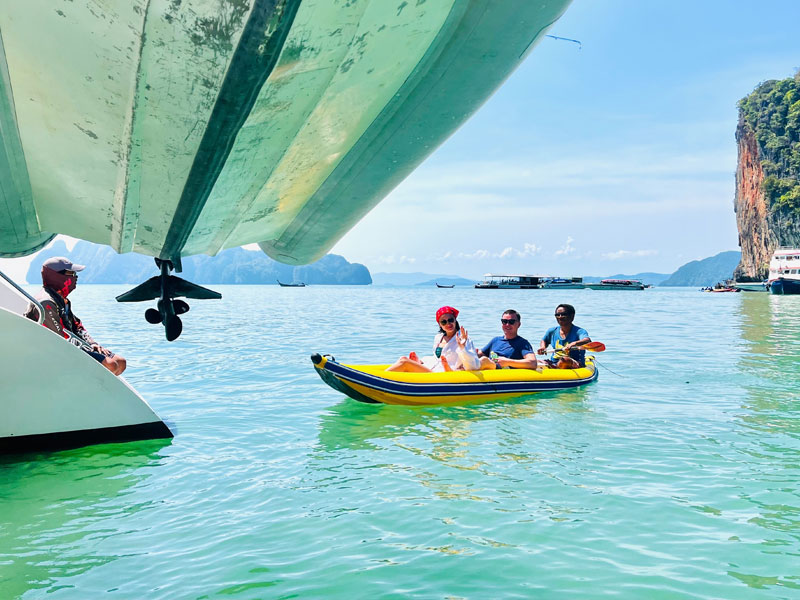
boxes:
[545,341,605,354]
[582,341,605,352]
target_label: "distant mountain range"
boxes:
[374,253,742,288]
[27,241,372,285]
[371,272,474,286]
[26,242,741,288]
[659,251,742,287]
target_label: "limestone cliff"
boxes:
[733,73,800,280]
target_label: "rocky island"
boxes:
[734,71,800,280]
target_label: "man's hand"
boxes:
[91,343,112,357]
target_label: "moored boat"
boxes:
[732,281,767,292]
[311,353,597,406]
[436,283,455,288]
[585,279,645,290]
[277,280,306,287]
[766,247,800,295]
[542,277,585,289]
[475,274,547,289]
[0,270,172,454]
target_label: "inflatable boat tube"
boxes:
[311,353,597,406]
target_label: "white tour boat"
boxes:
[766,247,800,295]
[0,270,172,454]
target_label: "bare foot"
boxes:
[441,355,452,372]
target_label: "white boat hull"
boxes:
[0,307,172,453]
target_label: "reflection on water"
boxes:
[730,293,800,590]
[312,390,597,507]
[0,440,170,598]
[315,388,593,454]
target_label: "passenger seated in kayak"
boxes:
[477,309,538,370]
[537,303,591,369]
[386,305,480,372]
[24,257,127,375]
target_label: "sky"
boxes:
[331,0,800,278]
[2,0,799,283]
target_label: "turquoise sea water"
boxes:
[1,286,799,599]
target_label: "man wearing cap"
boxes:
[477,309,538,370]
[24,257,127,375]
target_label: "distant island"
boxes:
[27,241,372,285]
[659,251,742,287]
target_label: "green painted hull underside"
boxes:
[0,0,571,264]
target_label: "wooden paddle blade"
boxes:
[583,341,606,352]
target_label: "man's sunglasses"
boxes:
[555,313,569,318]
[500,318,517,325]
[439,317,456,325]
[61,270,78,278]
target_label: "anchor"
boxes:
[116,258,221,341]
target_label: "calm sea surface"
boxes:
[1,286,798,599]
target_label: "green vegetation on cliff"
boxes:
[738,71,800,214]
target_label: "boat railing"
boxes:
[0,269,44,324]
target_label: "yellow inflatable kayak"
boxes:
[311,353,598,406]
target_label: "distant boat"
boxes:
[585,279,645,291]
[542,277,584,289]
[766,247,800,295]
[277,280,306,287]
[436,283,455,288]
[732,281,767,292]
[475,274,546,289]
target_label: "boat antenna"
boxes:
[546,34,582,50]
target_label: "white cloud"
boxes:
[370,243,542,266]
[554,237,575,257]
[369,255,417,266]
[438,243,541,261]
[602,249,659,260]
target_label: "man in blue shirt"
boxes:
[538,303,591,368]
[478,309,538,370]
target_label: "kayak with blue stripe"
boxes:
[311,353,597,406]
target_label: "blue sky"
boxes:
[332,0,800,278]
[2,1,799,283]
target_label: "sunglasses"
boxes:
[500,318,517,325]
[554,313,569,318]
[62,270,78,278]
[439,317,456,325]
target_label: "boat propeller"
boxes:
[116,258,221,341]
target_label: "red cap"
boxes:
[435,306,459,321]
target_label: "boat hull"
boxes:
[311,353,597,406]
[768,278,800,295]
[0,307,172,454]
[732,282,767,292]
[585,284,645,290]
[0,0,573,265]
